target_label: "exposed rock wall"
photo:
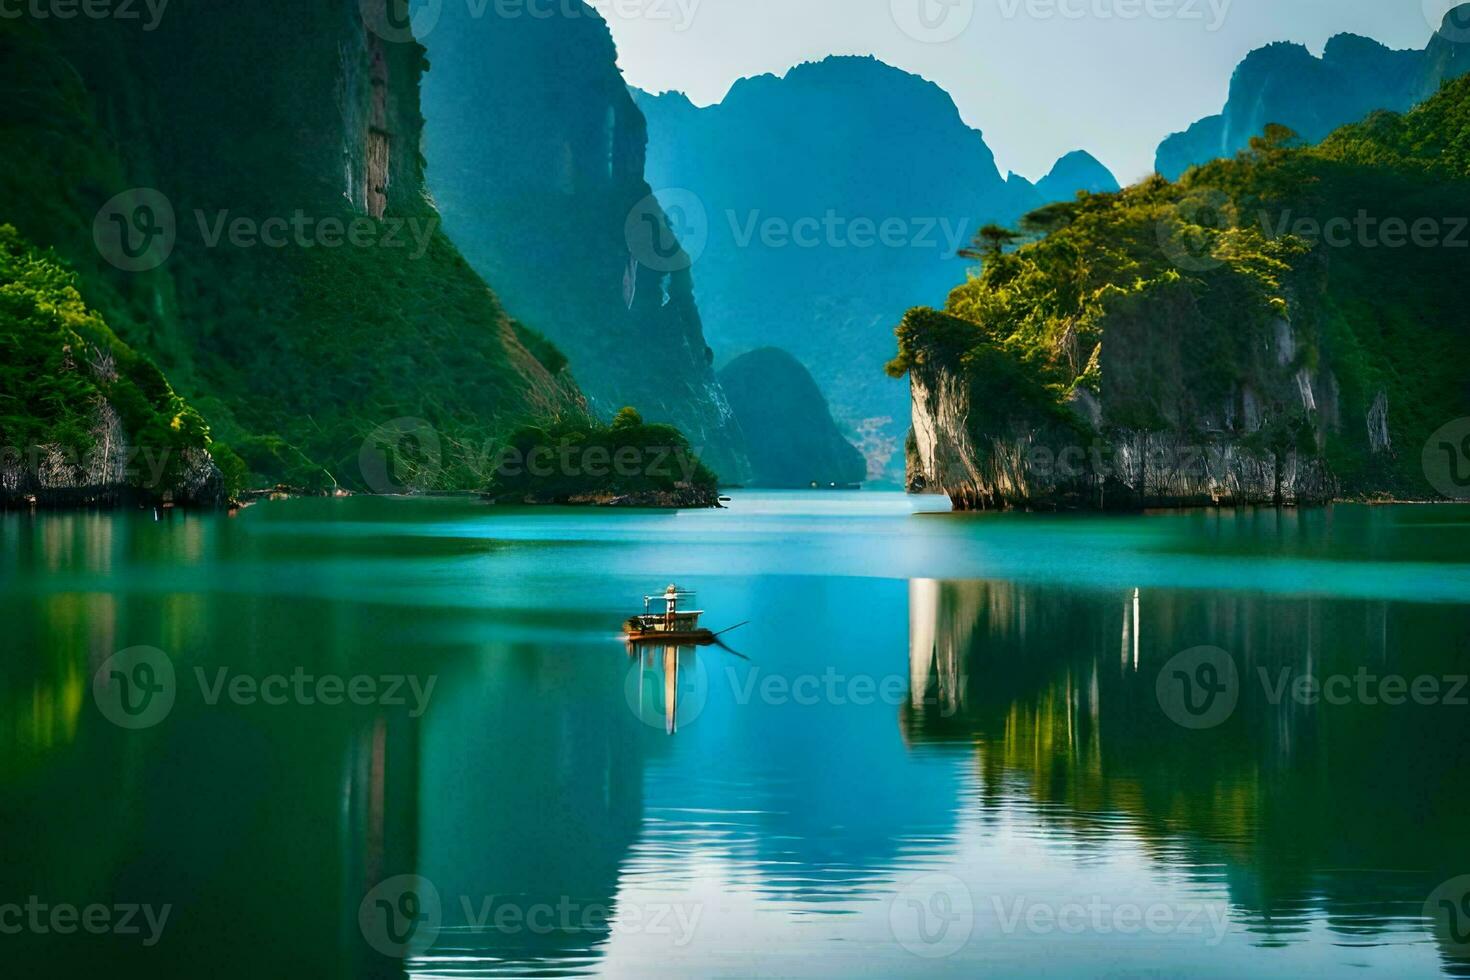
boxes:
[1,2,585,491]
[419,2,750,482]
[907,366,1338,511]
[904,285,1348,510]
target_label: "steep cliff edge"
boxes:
[418,2,748,483]
[1156,10,1470,179]
[1,225,223,506]
[894,78,1470,510]
[0,2,584,492]
[719,348,867,488]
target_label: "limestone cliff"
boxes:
[0,225,224,506]
[896,79,1470,510]
[419,2,749,483]
[0,1,585,492]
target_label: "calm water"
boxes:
[4,492,1470,978]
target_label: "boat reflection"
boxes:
[626,644,702,735]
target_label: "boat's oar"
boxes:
[712,622,749,638]
[711,637,750,660]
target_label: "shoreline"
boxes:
[3,487,1461,516]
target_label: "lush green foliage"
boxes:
[484,409,717,502]
[0,15,580,495]
[0,224,213,490]
[891,76,1470,494]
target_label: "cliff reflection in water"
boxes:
[904,578,1470,970]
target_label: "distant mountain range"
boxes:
[636,56,1116,480]
[1156,5,1470,179]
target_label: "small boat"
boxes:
[624,584,720,644]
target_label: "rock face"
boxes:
[635,57,1055,480]
[1156,11,1470,179]
[0,224,224,507]
[2,430,224,508]
[904,308,1337,510]
[718,348,867,488]
[0,1,585,491]
[897,76,1470,511]
[418,2,749,483]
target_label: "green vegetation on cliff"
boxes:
[484,408,718,506]
[0,224,222,500]
[890,76,1470,501]
[0,10,583,494]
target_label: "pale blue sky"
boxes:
[601,0,1455,182]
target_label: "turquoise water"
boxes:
[3,492,1470,977]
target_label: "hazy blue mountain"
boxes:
[635,56,1106,479]
[718,348,867,488]
[1033,151,1121,199]
[1156,7,1470,179]
[1005,150,1120,213]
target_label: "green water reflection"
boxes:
[1,495,1468,977]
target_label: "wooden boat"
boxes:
[624,584,720,644]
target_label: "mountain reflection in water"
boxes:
[904,577,1470,976]
[4,497,1470,978]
